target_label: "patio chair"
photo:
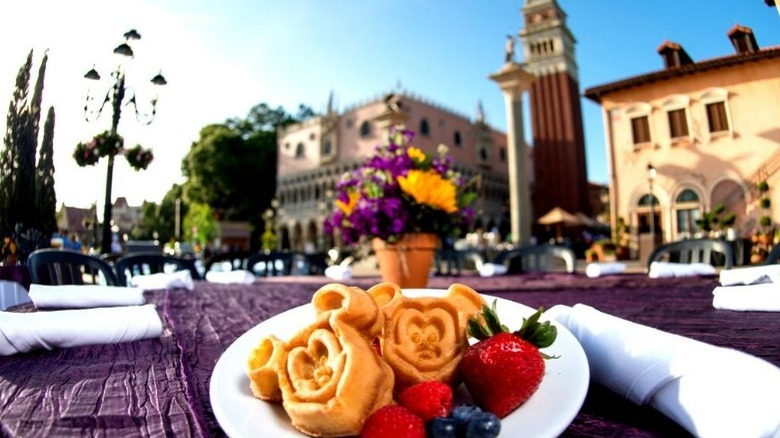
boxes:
[493,244,576,274]
[646,238,734,271]
[115,252,201,286]
[765,244,780,264]
[27,248,120,286]
[204,251,252,273]
[246,251,293,277]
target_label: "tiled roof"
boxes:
[584,46,780,103]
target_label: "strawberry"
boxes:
[361,405,425,438]
[459,302,557,418]
[397,381,453,421]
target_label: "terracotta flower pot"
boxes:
[372,233,439,288]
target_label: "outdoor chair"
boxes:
[204,251,252,273]
[646,238,734,271]
[493,244,576,274]
[436,249,486,276]
[765,244,780,265]
[115,252,201,286]
[27,248,120,286]
[246,251,293,277]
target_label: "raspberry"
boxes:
[361,405,425,438]
[397,381,453,422]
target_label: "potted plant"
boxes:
[324,126,476,287]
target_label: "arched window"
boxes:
[637,194,660,234]
[420,119,430,136]
[675,189,701,237]
[295,143,304,159]
[453,131,462,147]
[359,121,371,137]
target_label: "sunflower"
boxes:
[398,170,458,213]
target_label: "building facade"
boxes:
[275,92,512,252]
[518,0,591,223]
[584,24,780,258]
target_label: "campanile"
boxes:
[519,0,590,220]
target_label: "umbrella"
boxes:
[538,207,581,226]
[575,212,600,228]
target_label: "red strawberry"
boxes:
[397,381,453,421]
[361,405,425,438]
[460,302,557,418]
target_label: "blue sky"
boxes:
[1,1,779,209]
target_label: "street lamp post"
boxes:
[83,29,166,254]
[648,163,657,248]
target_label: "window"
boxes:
[499,147,506,162]
[705,102,729,133]
[453,131,462,147]
[631,116,651,144]
[479,147,488,161]
[420,119,430,136]
[667,109,689,139]
[675,189,701,236]
[662,95,691,143]
[359,121,371,137]
[624,103,653,148]
[295,143,304,159]
[701,88,732,139]
[322,140,332,156]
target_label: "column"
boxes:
[489,63,536,245]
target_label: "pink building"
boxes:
[275,91,512,251]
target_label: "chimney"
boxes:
[728,23,759,54]
[657,40,694,69]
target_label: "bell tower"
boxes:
[519,0,590,221]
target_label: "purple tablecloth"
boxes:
[1,273,778,437]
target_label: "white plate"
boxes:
[210,290,590,437]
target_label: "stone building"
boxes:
[274,91,513,252]
[584,23,780,260]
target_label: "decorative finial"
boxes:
[505,34,515,63]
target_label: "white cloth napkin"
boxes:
[718,264,780,286]
[130,270,194,291]
[0,304,163,356]
[205,270,256,284]
[585,262,626,278]
[547,304,780,438]
[712,283,780,312]
[28,284,145,309]
[324,265,352,280]
[648,261,716,278]
[478,263,508,277]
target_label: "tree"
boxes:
[35,106,57,235]
[0,51,32,237]
[131,184,187,243]
[184,202,219,248]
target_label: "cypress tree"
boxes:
[36,106,57,235]
[0,50,33,237]
[16,50,46,230]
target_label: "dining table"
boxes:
[1,272,777,437]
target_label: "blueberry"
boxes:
[450,404,482,427]
[465,411,501,438]
[427,417,458,438]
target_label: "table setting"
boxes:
[0,264,778,437]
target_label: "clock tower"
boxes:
[519,0,591,223]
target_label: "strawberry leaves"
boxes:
[467,300,558,357]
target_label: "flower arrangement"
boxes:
[73,130,154,170]
[1,236,17,264]
[324,126,476,245]
[124,144,154,171]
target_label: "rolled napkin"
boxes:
[585,262,626,278]
[648,261,716,278]
[718,264,780,286]
[130,270,194,291]
[547,304,780,437]
[0,304,163,356]
[324,265,352,280]
[28,284,145,309]
[478,263,508,277]
[712,283,780,311]
[205,270,256,285]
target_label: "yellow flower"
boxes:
[335,191,360,215]
[398,170,458,213]
[407,147,426,163]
